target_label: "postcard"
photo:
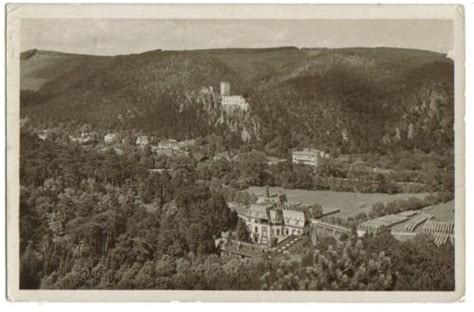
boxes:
[5,3,465,302]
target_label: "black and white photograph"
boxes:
[5,4,465,302]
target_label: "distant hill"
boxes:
[20,49,112,91]
[20,47,453,154]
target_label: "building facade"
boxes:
[219,81,249,112]
[244,190,308,246]
[158,139,179,150]
[221,95,250,112]
[69,132,93,144]
[135,135,150,146]
[104,133,119,144]
[292,149,322,167]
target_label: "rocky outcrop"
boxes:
[179,87,260,142]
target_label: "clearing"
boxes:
[246,186,429,219]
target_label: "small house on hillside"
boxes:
[136,135,150,146]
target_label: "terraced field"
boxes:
[422,200,455,222]
[390,200,454,233]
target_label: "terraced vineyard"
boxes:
[358,214,408,233]
[422,219,454,246]
[404,213,433,232]
[423,220,455,234]
[432,232,454,246]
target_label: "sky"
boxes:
[21,19,453,56]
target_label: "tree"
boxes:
[309,204,323,219]
[261,235,396,291]
[134,261,156,289]
[235,218,251,243]
[20,243,43,289]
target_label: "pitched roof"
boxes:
[247,204,269,220]
[269,209,284,224]
[283,209,306,228]
[256,196,280,205]
[216,239,267,258]
[312,220,350,234]
[227,202,249,217]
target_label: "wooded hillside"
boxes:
[21,47,454,155]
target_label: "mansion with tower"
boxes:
[244,187,309,245]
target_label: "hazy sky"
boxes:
[21,19,453,56]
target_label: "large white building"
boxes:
[292,148,328,168]
[151,139,191,157]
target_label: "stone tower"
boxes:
[220,81,230,96]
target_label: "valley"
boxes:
[19,46,455,291]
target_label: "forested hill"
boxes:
[20,47,453,155]
[20,49,112,92]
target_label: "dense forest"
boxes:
[20,131,454,290]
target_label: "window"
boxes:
[286,228,289,235]
[255,226,258,233]
[277,229,280,236]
